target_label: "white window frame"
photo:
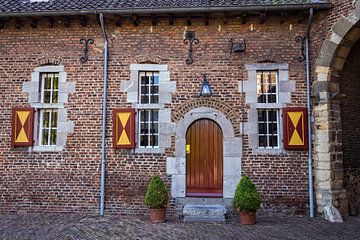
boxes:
[256,70,279,104]
[138,109,159,148]
[137,71,160,149]
[257,109,280,149]
[38,72,60,147]
[243,63,294,154]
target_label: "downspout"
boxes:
[305,8,314,218]
[99,13,108,217]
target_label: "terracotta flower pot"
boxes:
[149,208,166,223]
[239,211,257,225]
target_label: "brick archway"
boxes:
[313,2,360,216]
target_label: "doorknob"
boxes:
[186,144,191,154]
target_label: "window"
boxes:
[258,109,279,148]
[39,73,59,146]
[139,110,159,148]
[257,70,278,103]
[138,71,160,148]
[256,70,279,148]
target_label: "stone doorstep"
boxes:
[181,204,227,223]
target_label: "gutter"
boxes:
[305,8,315,219]
[99,13,108,217]
[0,4,332,18]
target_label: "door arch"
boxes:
[186,118,223,197]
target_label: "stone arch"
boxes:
[168,107,242,200]
[35,57,62,66]
[172,99,241,137]
[313,2,360,216]
[135,55,163,64]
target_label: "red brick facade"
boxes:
[0,2,358,216]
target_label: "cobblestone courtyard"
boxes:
[0,214,359,240]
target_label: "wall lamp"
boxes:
[199,74,212,97]
[230,38,246,54]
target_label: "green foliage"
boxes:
[232,176,261,212]
[145,176,168,209]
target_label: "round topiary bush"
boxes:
[232,176,261,212]
[145,176,168,209]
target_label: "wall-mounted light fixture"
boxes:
[183,31,199,64]
[199,74,212,97]
[230,38,246,54]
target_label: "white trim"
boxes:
[130,64,168,71]
[34,65,64,73]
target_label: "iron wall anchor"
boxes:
[183,31,199,64]
[80,38,94,63]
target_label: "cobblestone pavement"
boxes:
[0,213,359,240]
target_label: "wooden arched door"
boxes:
[186,119,223,197]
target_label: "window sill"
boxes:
[133,103,164,109]
[32,145,64,152]
[135,147,165,154]
[31,103,64,109]
[253,148,286,155]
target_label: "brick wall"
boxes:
[0,15,313,215]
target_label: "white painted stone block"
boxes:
[224,157,241,176]
[126,92,138,103]
[171,175,186,198]
[223,175,241,198]
[224,137,242,157]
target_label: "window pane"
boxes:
[50,129,57,145]
[151,95,159,104]
[258,123,266,134]
[42,129,49,146]
[257,95,266,103]
[141,86,149,94]
[141,76,149,85]
[259,136,267,147]
[53,76,59,90]
[140,135,148,147]
[52,91,58,103]
[43,111,50,128]
[151,86,159,94]
[150,135,158,147]
[269,110,277,121]
[151,76,159,85]
[270,72,277,84]
[140,111,148,122]
[44,76,51,90]
[140,123,148,134]
[269,123,278,134]
[258,110,266,121]
[151,123,158,134]
[268,94,277,103]
[268,84,276,93]
[141,95,149,104]
[43,91,51,103]
[51,111,58,128]
[151,111,159,122]
[269,136,278,148]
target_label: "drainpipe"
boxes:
[305,8,314,218]
[99,13,108,217]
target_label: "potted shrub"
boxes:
[232,176,261,225]
[145,175,168,223]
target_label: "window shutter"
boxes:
[12,107,35,147]
[113,108,136,149]
[283,107,308,150]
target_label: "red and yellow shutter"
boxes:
[113,108,136,149]
[12,107,34,147]
[283,108,308,150]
